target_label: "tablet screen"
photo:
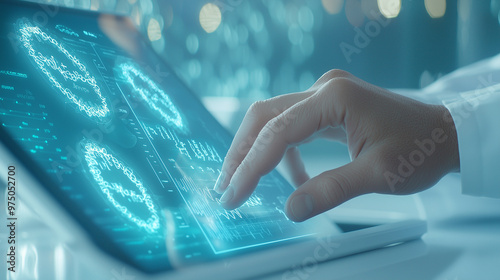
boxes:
[0,1,328,273]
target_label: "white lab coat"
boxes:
[396,54,500,198]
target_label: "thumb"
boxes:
[285,157,376,222]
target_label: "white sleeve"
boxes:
[443,85,500,198]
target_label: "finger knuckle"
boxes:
[263,115,286,134]
[247,100,268,118]
[319,173,351,207]
[318,77,357,103]
[223,156,240,173]
[323,69,353,81]
[236,157,253,174]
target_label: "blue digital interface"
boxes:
[81,139,161,234]
[17,18,111,121]
[119,63,186,133]
[0,1,324,273]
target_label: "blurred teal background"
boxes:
[19,0,500,101]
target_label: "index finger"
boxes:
[220,79,348,209]
[214,91,312,193]
[215,70,356,194]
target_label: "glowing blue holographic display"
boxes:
[82,141,160,233]
[18,20,110,119]
[120,63,185,131]
[0,6,327,271]
[55,24,79,37]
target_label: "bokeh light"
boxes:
[90,0,100,10]
[298,6,314,31]
[345,0,365,27]
[321,0,344,14]
[199,3,222,33]
[147,18,161,41]
[186,34,199,54]
[26,0,500,105]
[425,0,446,19]
[361,0,380,20]
[377,0,401,19]
[131,5,142,26]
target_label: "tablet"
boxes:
[0,1,425,279]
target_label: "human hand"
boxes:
[214,70,459,222]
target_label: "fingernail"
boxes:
[219,185,234,205]
[214,172,227,194]
[289,193,313,221]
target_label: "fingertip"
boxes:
[213,172,228,194]
[219,184,246,210]
[285,192,314,222]
[219,185,235,209]
[219,179,258,210]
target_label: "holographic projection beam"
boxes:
[18,19,110,120]
[120,63,186,132]
[82,140,160,233]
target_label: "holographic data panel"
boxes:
[81,140,160,234]
[17,18,111,122]
[0,1,326,273]
[117,62,315,254]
